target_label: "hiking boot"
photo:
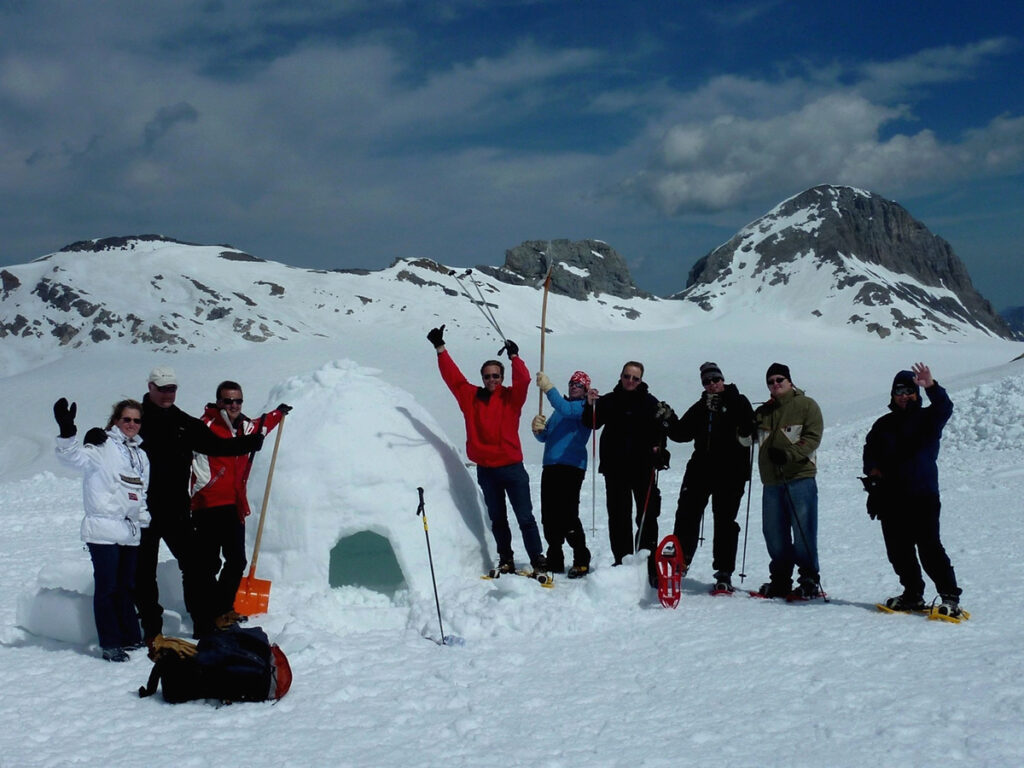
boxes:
[497,557,515,574]
[758,580,792,598]
[567,563,590,579]
[795,580,822,599]
[884,592,925,612]
[934,595,963,619]
[102,647,130,663]
[215,609,248,630]
[713,580,735,594]
[530,554,550,574]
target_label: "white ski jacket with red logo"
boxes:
[190,406,284,520]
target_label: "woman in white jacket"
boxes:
[54,397,150,662]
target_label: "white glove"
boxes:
[536,371,554,392]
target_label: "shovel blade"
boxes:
[235,575,271,616]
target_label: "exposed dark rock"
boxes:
[478,239,651,300]
[256,281,285,296]
[218,250,264,262]
[1001,306,1024,340]
[1,269,21,297]
[60,234,196,252]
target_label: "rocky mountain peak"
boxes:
[676,185,1012,340]
[476,239,651,300]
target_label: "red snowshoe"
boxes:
[655,535,686,609]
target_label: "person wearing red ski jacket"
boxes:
[428,324,545,573]
[190,380,291,628]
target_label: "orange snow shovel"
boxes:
[235,415,286,616]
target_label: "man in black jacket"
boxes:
[136,366,264,645]
[582,361,670,585]
[663,362,754,592]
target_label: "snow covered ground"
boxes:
[2,293,1024,767]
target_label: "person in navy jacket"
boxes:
[532,370,593,578]
[863,363,963,618]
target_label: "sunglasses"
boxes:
[219,398,244,405]
[621,374,642,382]
[568,381,587,389]
[482,373,502,381]
[120,417,142,424]
[892,386,917,396]
[154,384,178,393]
[767,376,787,386]
[702,376,723,385]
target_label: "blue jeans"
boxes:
[88,543,142,650]
[477,463,542,564]
[761,477,819,586]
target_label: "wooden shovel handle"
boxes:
[247,415,285,578]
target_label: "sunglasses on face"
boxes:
[621,374,641,382]
[892,386,916,396]
[568,381,587,389]
[219,398,244,405]
[702,376,723,385]
[154,384,178,393]
[482,373,502,381]
[120,417,142,424]
[767,377,786,386]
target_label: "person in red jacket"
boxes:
[428,325,545,574]
[190,381,291,628]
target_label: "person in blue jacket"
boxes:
[532,370,593,578]
[863,363,963,618]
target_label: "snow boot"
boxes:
[497,557,516,575]
[530,554,550,574]
[712,573,735,594]
[102,647,130,663]
[567,563,590,579]
[757,579,792,598]
[933,595,963,620]
[884,592,925,612]
[793,579,823,600]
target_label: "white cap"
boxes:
[148,366,177,387]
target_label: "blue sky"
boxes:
[2,1,1022,308]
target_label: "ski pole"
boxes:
[416,487,448,644]
[590,401,597,537]
[464,270,505,339]
[738,440,754,583]
[537,265,553,415]
[449,270,506,341]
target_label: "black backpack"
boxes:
[139,626,291,704]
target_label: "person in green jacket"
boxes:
[750,363,824,599]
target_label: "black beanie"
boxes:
[891,370,920,397]
[699,361,723,383]
[766,362,791,382]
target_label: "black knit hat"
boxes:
[766,362,791,382]
[699,361,723,384]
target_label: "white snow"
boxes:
[2,250,1024,767]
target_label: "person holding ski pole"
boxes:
[532,370,593,578]
[582,361,670,587]
[862,363,963,619]
[53,397,149,662]
[748,363,824,599]
[428,325,547,575]
[190,381,291,630]
[662,362,754,593]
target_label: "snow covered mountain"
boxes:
[0,235,668,376]
[674,185,1013,341]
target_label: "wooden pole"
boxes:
[538,265,553,415]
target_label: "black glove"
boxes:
[53,398,77,438]
[860,475,885,520]
[767,446,787,466]
[499,339,519,358]
[276,403,293,416]
[652,446,671,471]
[654,401,676,422]
[83,427,108,446]
[246,432,266,452]
[427,325,446,349]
